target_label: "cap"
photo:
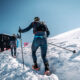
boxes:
[34,17,40,21]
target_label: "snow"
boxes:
[0,28,80,80]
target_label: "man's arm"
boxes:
[45,25,50,37]
[19,23,33,33]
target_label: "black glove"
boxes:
[46,31,50,37]
[17,33,21,39]
[18,28,22,33]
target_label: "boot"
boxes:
[32,63,40,71]
[13,55,16,58]
[44,62,50,75]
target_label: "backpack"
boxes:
[33,21,47,34]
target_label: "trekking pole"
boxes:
[48,43,76,53]
[19,27,24,69]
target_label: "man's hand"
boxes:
[18,28,22,33]
[46,31,50,37]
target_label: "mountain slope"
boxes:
[0,28,80,80]
[0,51,58,80]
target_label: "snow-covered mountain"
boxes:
[0,28,80,80]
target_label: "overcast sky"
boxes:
[0,0,80,42]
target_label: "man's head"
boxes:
[34,17,40,21]
[13,34,16,37]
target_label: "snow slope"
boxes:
[0,50,58,80]
[0,28,80,80]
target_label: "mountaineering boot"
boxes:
[44,62,50,75]
[32,63,40,71]
[13,55,16,58]
[11,54,13,57]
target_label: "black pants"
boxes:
[11,47,16,56]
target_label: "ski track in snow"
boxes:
[0,28,80,80]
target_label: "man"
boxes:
[19,17,50,75]
[10,34,17,58]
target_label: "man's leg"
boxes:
[41,44,48,63]
[32,39,39,64]
[11,47,13,56]
[31,38,39,69]
[14,47,16,56]
[40,39,49,71]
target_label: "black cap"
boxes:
[34,17,40,21]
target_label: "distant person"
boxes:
[19,17,50,75]
[10,34,17,58]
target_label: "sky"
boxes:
[0,0,80,43]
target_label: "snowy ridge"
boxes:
[0,28,80,80]
[52,28,80,39]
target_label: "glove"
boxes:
[18,28,22,33]
[46,31,50,37]
[17,33,21,39]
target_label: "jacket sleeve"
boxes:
[45,25,50,37]
[21,23,33,33]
